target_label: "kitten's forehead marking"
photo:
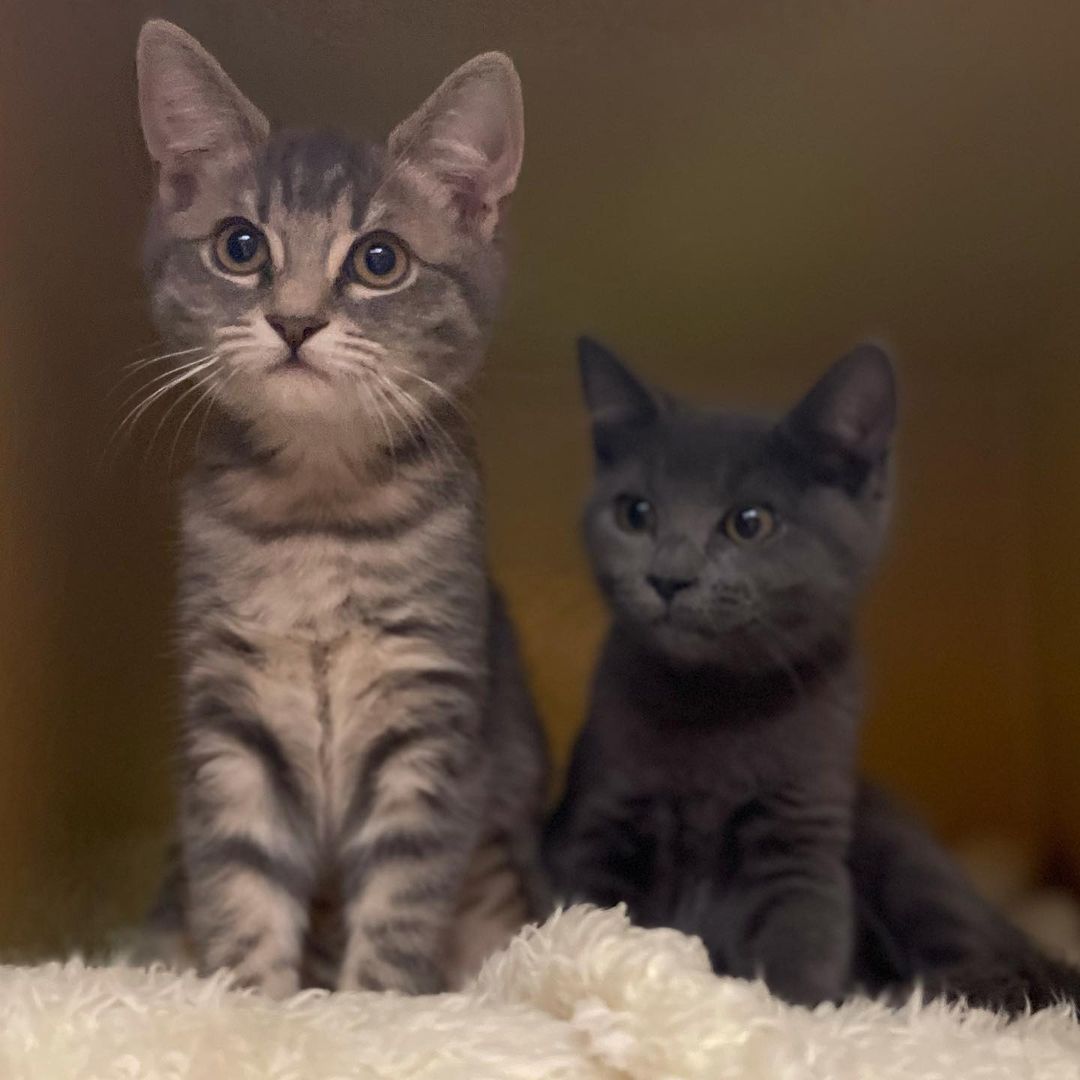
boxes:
[262,184,355,314]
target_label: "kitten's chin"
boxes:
[650,625,724,668]
[232,369,359,425]
[640,616,775,672]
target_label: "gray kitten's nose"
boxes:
[267,315,328,352]
[647,574,695,603]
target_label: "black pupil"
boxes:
[627,500,651,530]
[734,508,762,539]
[226,228,260,264]
[364,243,397,277]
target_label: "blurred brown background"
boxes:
[2,0,1080,955]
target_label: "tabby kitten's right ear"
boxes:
[136,19,268,214]
[578,337,659,464]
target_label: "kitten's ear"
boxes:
[578,337,659,463]
[136,20,268,211]
[782,343,897,474]
[389,53,523,239]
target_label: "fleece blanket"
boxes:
[1,905,1078,1079]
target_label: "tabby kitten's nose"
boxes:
[267,315,328,352]
[647,574,695,603]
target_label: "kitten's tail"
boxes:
[851,781,1080,1018]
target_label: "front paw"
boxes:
[338,948,445,995]
[223,958,301,1000]
[763,962,846,1008]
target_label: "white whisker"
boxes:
[121,344,203,374]
[361,379,398,474]
[111,357,219,446]
[167,369,228,468]
[146,366,221,464]
[116,352,215,408]
[194,369,241,458]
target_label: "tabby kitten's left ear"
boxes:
[136,19,268,214]
[389,53,524,239]
[781,343,897,481]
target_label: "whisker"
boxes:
[167,369,228,469]
[121,344,202,373]
[145,366,221,465]
[194,368,242,458]
[111,357,219,447]
[383,363,472,421]
[342,333,388,355]
[115,353,214,407]
[361,380,398,475]
[378,372,460,466]
[111,346,207,394]
[369,375,415,449]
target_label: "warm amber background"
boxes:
[2,0,1080,954]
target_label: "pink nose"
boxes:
[267,316,327,352]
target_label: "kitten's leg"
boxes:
[182,682,317,999]
[727,793,854,1006]
[445,831,532,987]
[336,670,485,994]
[543,788,660,917]
[851,782,1080,1015]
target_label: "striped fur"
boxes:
[134,21,547,996]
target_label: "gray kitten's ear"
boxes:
[389,52,523,239]
[137,19,268,210]
[783,343,897,469]
[578,337,658,462]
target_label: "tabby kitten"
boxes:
[545,337,1080,1013]
[135,20,547,997]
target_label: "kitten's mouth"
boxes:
[268,355,330,382]
[653,611,711,638]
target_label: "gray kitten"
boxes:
[545,337,1080,1013]
[134,20,548,997]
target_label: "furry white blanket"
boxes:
[1,906,1078,1079]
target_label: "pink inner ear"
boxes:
[441,170,491,229]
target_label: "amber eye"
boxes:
[346,231,411,289]
[615,495,656,534]
[212,218,269,275]
[723,505,776,543]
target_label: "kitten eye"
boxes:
[346,231,411,289]
[723,505,776,544]
[212,218,269,275]
[615,495,656,534]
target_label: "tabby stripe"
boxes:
[376,615,445,638]
[343,719,460,833]
[189,837,311,900]
[214,495,444,544]
[416,256,485,321]
[218,931,265,970]
[372,943,442,984]
[341,828,455,894]
[354,667,480,708]
[391,874,458,907]
[211,627,263,660]
[189,704,307,815]
[365,916,433,943]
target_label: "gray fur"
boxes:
[545,337,1080,1014]
[135,19,547,996]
